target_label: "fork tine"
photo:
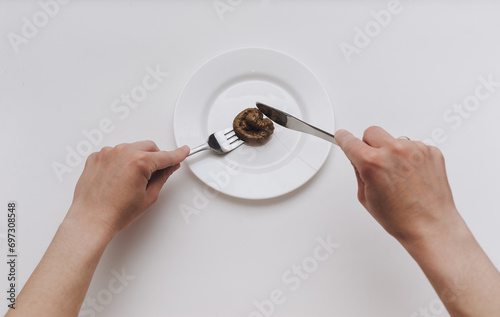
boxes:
[227,134,239,142]
[188,127,243,156]
[224,129,242,145]
[231,139,244,149]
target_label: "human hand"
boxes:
[66,141,189,238]
[335,127,459,243]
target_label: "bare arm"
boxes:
[6,141,189,317]
[335,127,500,317]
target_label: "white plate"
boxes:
[173,48,335,200]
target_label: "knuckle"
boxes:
[358,150,383,176]
[115,143,128,151]
[87,152,98,162]
[395,159,414,178]
[88,152,98,160]
[145,140,159,150]
[365,125,381,134]
[132,152,150,169]
[428,145,445,162]
[363,150,381,165]
[388,140,408,155]
[84,152,99,167]
[100,146,113,154]
[363,126,381,139]
[413,141,427,152]
[408,141,427,165]
[428,145,442,156]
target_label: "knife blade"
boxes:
[256,102,337,145]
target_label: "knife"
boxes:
[256,102,337,146]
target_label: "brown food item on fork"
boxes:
[233,108,274,145]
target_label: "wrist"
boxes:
[399,208,472,260]
[62,206,117,247]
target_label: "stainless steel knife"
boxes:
[256,102,337,145]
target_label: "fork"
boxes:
[187,128,244,157]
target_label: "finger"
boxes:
[128,140,160,152]
[146,163,181,206]
[151,145,190,171]
[353,165,366,205]
[362,126,395,148]
[335,129,372,167]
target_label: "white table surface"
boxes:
[1,1,500,316]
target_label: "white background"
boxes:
[1,1,500,316]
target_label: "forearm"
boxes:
[6,209,114,317]
[401,211,500,317]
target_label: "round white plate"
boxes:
[174,48,335,200]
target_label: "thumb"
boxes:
[152,145,190,171]
[335,129,370,168]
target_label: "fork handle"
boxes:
[187,143,209,157]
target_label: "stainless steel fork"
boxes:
[188,128,244,157]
